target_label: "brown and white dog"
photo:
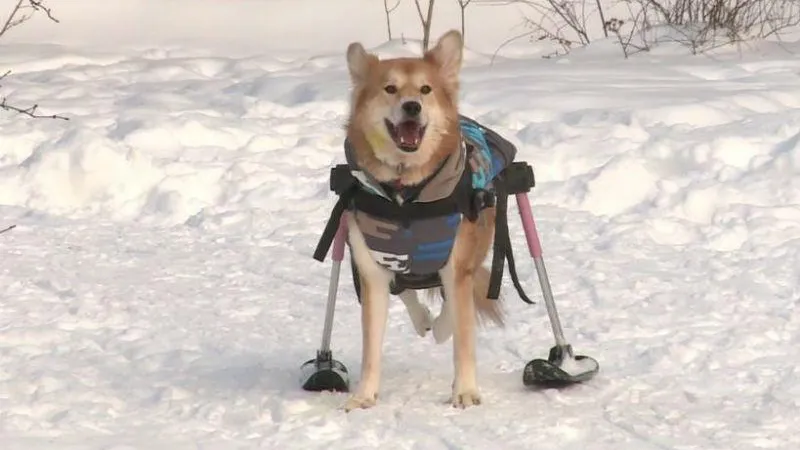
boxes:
[342,30,504,411]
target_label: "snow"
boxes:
[2,0,800,448]
[556,354,599,377]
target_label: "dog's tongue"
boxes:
[397,121,421,147]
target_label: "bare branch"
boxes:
[424,0,435,51]
[413,0,436,52]
[514,1,583,54]
[414,0,426,24]
[1,1,67,120]
[387,0,402,12]
[595,0,609,38]
[0,97,69,120]
[1,70,67,119]
[503,0,596,51]
[0,0,58,38]
[0,0,26,38]
[456,0,474,41]
[606,10,651,59]
[29,0,59,23]
[383,0,402,40]
[637,0,800,39]
[490,29,536,64]
[0,225,17,235]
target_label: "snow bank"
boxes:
[4,31,800,235]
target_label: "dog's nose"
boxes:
[402,101,422,117]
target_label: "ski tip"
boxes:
[522,355,599,388]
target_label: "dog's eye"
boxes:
[420,85,432,95]
[384,85,398,94]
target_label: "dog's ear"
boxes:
[346,42,377,85]
[424,30,463,85]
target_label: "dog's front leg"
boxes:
[344,213,392,412]
[440,259,480,408]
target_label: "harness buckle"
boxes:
[330,164,355,194]
[472,188,496,215]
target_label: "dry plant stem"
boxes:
[0,225,17,235]
[414,0,436,51]
[1,0,58,37]
[383,0,401,40]
[1,0,68,120]
[640,0,800,42]
[456,0,473,41]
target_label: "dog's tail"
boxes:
[473,265,505,327]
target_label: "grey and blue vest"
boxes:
[346,116,517,277]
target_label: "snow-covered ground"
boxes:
[2,0,800,448]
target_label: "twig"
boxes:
[386,0,401,13]
[490,29,535,64]
[456,0,473,41]
[0,97,70,120]
[0,0,57,38]
[0,0,26,38]
[0,225,17,235]
[28,0,58,23]
[1,1,67,120]
[383,0,401,40]
[414,0,426,25]
[413,0,436,52]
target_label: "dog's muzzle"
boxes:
[386,101,426,153]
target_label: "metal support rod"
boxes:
[319,220,348,353]
[515,193,569,350]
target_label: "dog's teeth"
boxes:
[397,122,422,148]
[399,134,420,146]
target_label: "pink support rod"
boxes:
[331,220,348,262]
[515,193,544,259]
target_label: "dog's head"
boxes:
[345,30,463,183]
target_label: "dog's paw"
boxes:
[450,388,482,409]
[408,303,433,337]
[432,312,452,343]
[343,393,378,412]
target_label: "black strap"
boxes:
[312,182,358,262]
[488,188,507,300]
[487,181,535,304]
[502,213,535,304]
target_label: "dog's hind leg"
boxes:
[431,292,453,344]
[398,290,433,337]
[344,213,392,412]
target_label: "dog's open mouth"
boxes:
[385,119,426,153]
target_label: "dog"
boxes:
[341,29,505,411]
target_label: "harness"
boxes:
[314,115,536,304]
